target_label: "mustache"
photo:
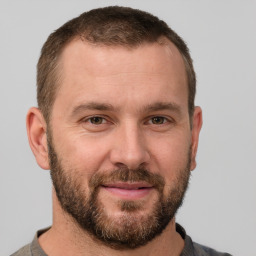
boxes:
[89,167,165,191]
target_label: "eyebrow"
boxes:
[70,101,181,117]
[142,102,181,114]
[71,102,115,116]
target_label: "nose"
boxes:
[109,123,150,169]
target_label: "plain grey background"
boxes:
[1,1,255,255]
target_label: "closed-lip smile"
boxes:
[101,182,154,200]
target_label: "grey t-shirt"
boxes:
[11,224,232,256]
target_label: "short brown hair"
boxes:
[37,6,196,124]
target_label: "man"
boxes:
[12,6,231,256]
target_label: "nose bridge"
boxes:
[110,120,150,169]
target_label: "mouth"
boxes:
[101,182,154,200]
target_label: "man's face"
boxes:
[47,40,199,248]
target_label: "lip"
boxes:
[101,182,154,200]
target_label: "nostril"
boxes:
[115,162,129,169]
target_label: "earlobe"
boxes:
[190,106,203,171]
[26,107,50,170]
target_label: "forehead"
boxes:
[54,39,188,114]
[59,39,186,78]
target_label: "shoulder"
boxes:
[10,244,31,256]
[193,242,233,256]
[176,223,232,256]
[10,227,50,256]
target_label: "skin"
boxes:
[27,39,202,256]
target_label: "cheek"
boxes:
[148,134,191,181]
[54,132,110,174]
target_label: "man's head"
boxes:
[27,6,202,250]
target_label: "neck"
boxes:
[39,190,184,256]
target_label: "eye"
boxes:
[80,115,111,132]
[150,116,167,125]
[88,116,106,125]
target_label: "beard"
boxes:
[48,136,191,249]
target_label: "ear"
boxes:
[190,106,203,171]
[26,107,50,170]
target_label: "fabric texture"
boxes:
[11,224,232,256]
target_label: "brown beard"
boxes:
[48,135,191,249]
